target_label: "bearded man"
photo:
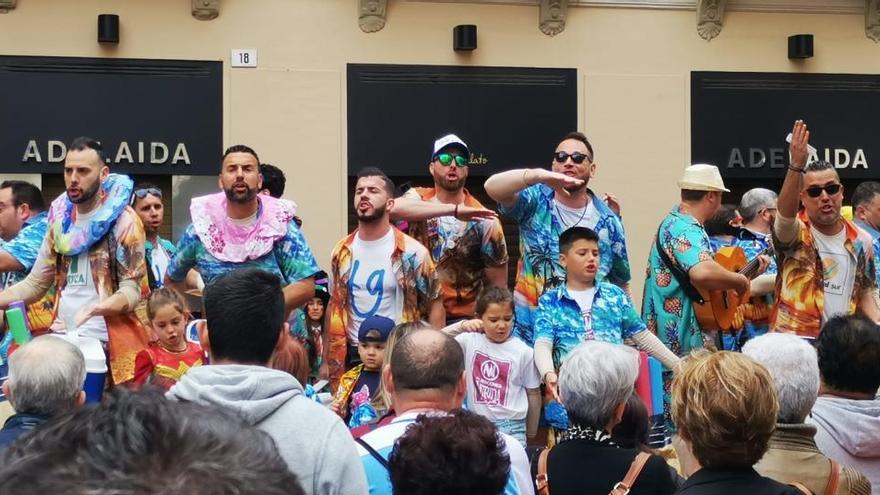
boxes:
[165,145,318,313]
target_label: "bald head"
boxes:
[389,329,464,394]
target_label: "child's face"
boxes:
[560,238,600,285]
[481,302,514,344]
[357,341,386,370]
[151,305,187,351]
[306,297,325,321]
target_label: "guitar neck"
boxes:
[738,247,774,279]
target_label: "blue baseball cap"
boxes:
[358,315,395,343]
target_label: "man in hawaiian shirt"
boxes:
[320,167,441,389]
[164,145,319,314]
[772,120,880,337]
[392,134,508,324]
[485,132,630,346]
[0,137,148,385]
[727,188,778,349]
[642,164,757,429]
[0,181,54,335]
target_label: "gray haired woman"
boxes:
[533,341,676,495]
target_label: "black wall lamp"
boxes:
[788,34,813,59]
[98,14,120,44]
[454,25,477,52]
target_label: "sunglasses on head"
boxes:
[553,151,591,165]
[434,153,469,167]
[131,187,162,204]
[805,184,841,198]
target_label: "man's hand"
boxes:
[603,192,621,217]
[535,170,585,193]
[318,362,330,381]
[789,120,811,170]
[455,206,498,221]
[754,255,771,276]
[74,299,115,328]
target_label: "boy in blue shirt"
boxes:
[534,227,679,399]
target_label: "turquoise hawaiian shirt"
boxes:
[731,229,776,340]
[167,222,319,286]
[0,212,48,288]
[498,185,630,346]
[535,282,644,370]
[642,206,714,357]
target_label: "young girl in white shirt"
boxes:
[443,287,542,446]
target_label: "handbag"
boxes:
[535,447,652,495]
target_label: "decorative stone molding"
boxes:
[539,0,568,36]
[867,0,880,42]
[0,0,17,14]
[697,0,726,41]
[359,0,388,33]
[192,0,219,21]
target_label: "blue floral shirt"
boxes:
[167,222,319,286]
[731,229,776,338]
[642,206,714,357]
[0,212,48,288]
[498,185,630,346]
[534,282,645,370]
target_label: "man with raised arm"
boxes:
[772,120,880,337]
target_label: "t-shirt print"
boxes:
[472,351,511,406]
[820,251,849,296]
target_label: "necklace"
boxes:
[554,199,589,228]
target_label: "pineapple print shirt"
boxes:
[535,281,645,370]
[642,205,714,357]
[498,184,630,346]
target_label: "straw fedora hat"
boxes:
[677,164,730,192]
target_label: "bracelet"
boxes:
[788,166,805,174]
[453,204,459,219]
[522,169,531,187]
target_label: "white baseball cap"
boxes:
[432,133,470,159]
[677,164,730,192]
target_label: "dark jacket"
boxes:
[677,467,804,495]
[532,439,677,495]
[0,413,48,449]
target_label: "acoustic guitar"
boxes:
[693,245,774,333]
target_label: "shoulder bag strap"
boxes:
[789,481,814,494]
[823,460,840,495]
[354,437,390,470]
[535,447,551,495]
[654,227,705,304]
[609,452,652,495]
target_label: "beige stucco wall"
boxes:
[2,0,878,305]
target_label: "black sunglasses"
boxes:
[553,151,591,165]
[805,184,841,198]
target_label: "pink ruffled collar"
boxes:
[190,192,297,263]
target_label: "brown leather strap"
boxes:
[609,452,652,495]
[535,447,551,495]
[824,460,840,495]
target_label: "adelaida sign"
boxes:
[0,56,221,176]
[691,71,878,179]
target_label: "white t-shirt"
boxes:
[57,210,109,341]
[455,333,541,421]
[568,286,597,340]
[150,242,170,284]
[811,227,856,321]
[346,229,402,343]
[553,199,600,230]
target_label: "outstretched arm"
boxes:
[484,168,584,209]
[390,197,497,222]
